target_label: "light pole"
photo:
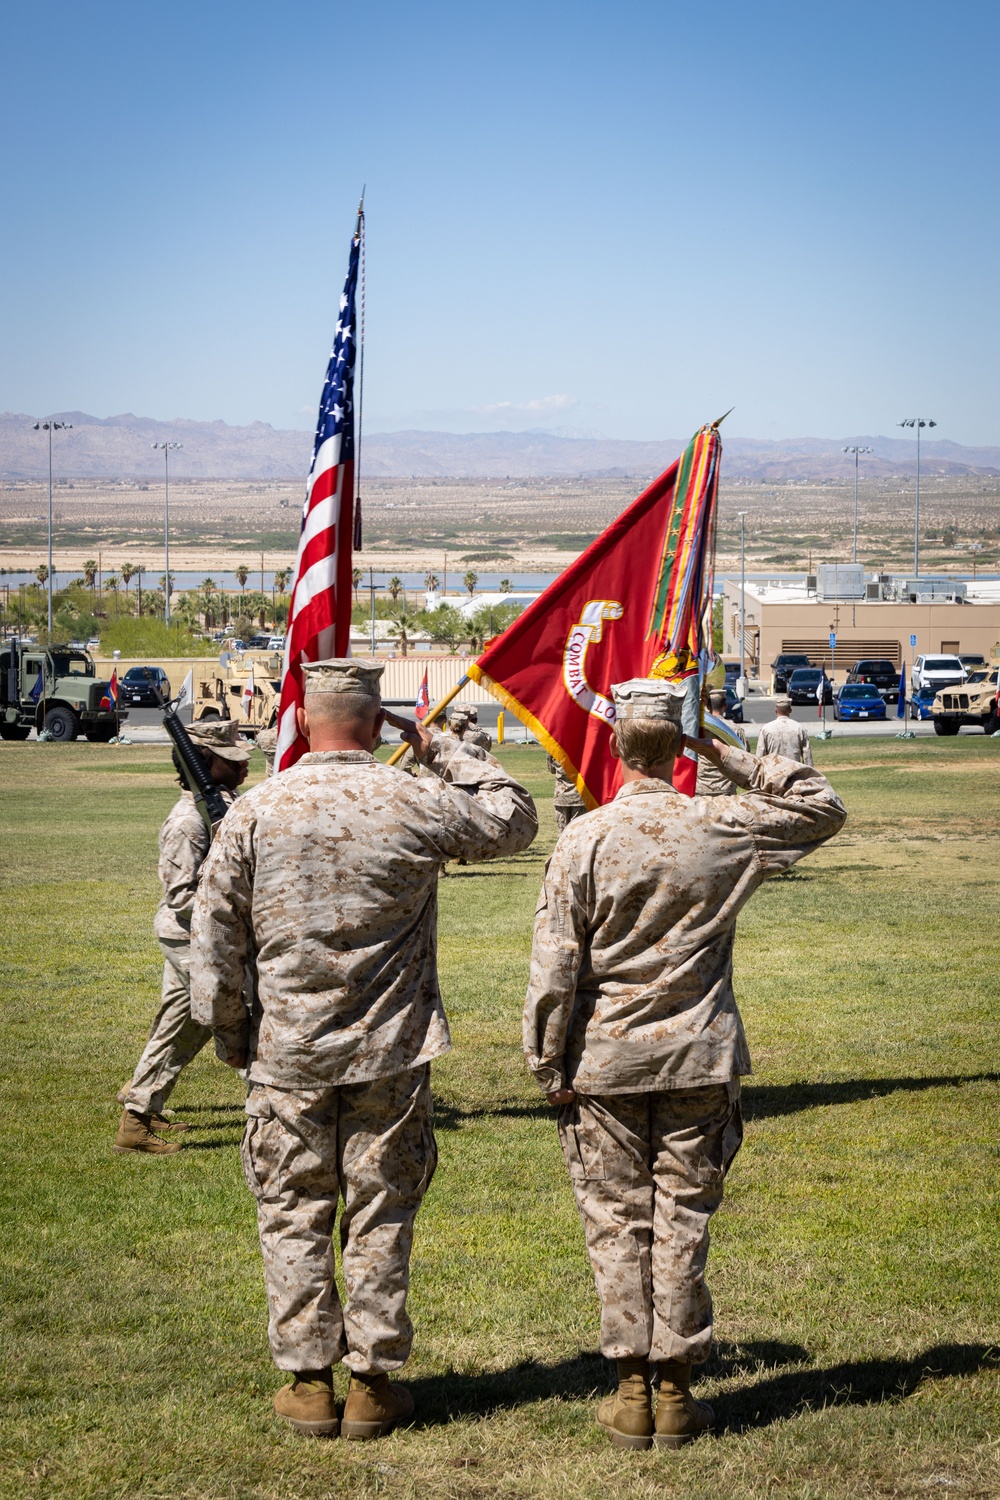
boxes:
[737,511,748,692]
[842,445,873,564]
[33,419,72,634]
[151,442,182,622]
[897,419,936,577]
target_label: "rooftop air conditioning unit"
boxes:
[865,582,881,600]
[805,574,817,594]
[817,563,865,600]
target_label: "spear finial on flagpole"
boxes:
[354,187,366,241]
[711,407,735,430]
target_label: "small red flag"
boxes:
[468,426,721,806]
[414,671,430,721]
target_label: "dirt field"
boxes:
[2,473,998,580]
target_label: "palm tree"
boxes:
[120,561,135,601]
[387,605,417,657]
[35,564,49,586]
[200,578,217,630]
[235,564,249,616]
[106,574,120,621]
[274,567,290,594]
[463,570,478,597]
[498,577,512,594]
[388,575,403,603]
[352,567,364,604]
[83,559,98,607]
[424,572,439,592]
[158,574,175,619]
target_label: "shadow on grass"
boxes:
[404,1343,998,1431]
[715,1342,999,1433]
[432,1074,1000,1132]
[744,1073,1000,1121]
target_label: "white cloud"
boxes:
[472,394,579,416]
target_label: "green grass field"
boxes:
[1,736,998,1500]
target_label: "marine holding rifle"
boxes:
[524,677,846,1451]
[113,718,250,1156]
[189,660,537,1441]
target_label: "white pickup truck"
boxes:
[911,654,965,692]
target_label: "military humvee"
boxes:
[0,638,125,742]
[931,654,999,736]
[190,652,281,739]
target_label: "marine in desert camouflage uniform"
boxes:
[524,677,846,1450]
[256,726,279,776]
[695,689,749,796]
[113,719,250,1156]
[755,696,814,765]
[190,659,537,1441]
[546,753,588,832]
[463,706,493,752]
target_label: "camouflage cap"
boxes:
[187,718,251,762]
[256,727,278,753]
[448,708,471,730]
[301,658,384,698]
[774,695,793,710]
[611,677,688,723]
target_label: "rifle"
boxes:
[144,669,229,835]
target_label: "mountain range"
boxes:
[3,410,1000,481]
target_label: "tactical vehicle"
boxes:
[190,652,281,739]
[931,663,999,735]
[0,638,126,742]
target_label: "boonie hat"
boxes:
[187,718,251,762]
[611,677,687,723]
[301,658,384,698]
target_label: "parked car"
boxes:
[958,653,986,671]
[266,635,286,651]
[911,654,965,692]
[846,658,900,701]
[724,685,744,724]
[245,634,271,649]
[908,685,940,721]
[787,667,833,705]
[121,665,171,706]
[770,653,812,694]
[833,683,887,721]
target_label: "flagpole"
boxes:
[353,192,365,552]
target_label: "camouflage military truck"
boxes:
[190,652,282,739]
[931,657,999,735]
[0,638,126,742]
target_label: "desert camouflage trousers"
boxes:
[242,1064,437,1375]
[554,804,587,834]
[558,1081,742,1364]
[123,938,212,1116]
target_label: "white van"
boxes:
[912,654,965,691]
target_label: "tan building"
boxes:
[723,577,1000,685]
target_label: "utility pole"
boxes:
[33,419,72,634]
[842,445,873,564]
[897,419,936,577]
[151,442,182,622]
[736,511,748,693]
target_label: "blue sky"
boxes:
[1,0,998,444]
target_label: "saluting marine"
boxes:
[755,696,814,765]
[114,718,250,1156]
[524,677,845,1451]
[190,660,537,1442]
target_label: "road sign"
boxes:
[829,632,836,648]
[910,634,917,647]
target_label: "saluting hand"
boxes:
[383,709,435,762]
[683,733,726,764]
[546,1088,576,1107]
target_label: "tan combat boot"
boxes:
[113,1109,182,1155]
[150,1112,191,1134]
[273,1370,340,1437]
[595,1358,653,1450]
[341,1372,414,1440]
[654,1360,715,1449]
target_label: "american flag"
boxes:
[276,223,361,771]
